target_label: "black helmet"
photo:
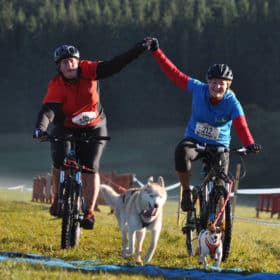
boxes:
[54,44,80,64]
[206,64,233,81]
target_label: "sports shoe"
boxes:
[49,198,59,217]
[181,189,192,211]
[81,209,95,230]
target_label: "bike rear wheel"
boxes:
[70,220,81,247]
[185,210,196,256]
[183,187,206,256]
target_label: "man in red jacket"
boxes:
[33,41,148,229]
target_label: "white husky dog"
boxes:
[100,176,167,264]
[197,224,223,268]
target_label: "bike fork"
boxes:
[57,170,65,216]
[74,171,84,223]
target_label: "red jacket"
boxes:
[43,60,101,128]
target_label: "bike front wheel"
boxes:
[70,193,82,247]
[222,197,232,261]
[61,177,81,249]
[61,181,72,249]
[207,187,232,261]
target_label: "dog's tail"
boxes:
[99,184,121,209]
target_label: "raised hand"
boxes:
[144,37,159,52]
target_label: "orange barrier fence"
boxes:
[97,172,134,206]
[256,194,280,219]
[32,171,135,208]
[32,174,52,203]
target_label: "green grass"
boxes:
[0,189,280,279]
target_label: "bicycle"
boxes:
[48,133,110,249]
[181,143,249,261]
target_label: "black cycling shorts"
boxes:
[174,137,229,174]
[50,119,108,173]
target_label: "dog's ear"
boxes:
[217,222,225,231]
[207,222,215,231]
[157,176,165,187]
[147,176,154,186]
[216,226,223,234]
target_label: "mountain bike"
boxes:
[49,133,110,249]
[181,143,249,261]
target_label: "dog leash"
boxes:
[212,178,234,227]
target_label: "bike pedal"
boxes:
[187,223,196,230]
[182,224,196,233]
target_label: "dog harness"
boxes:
[139,213,152,228]
[205,238,220,258]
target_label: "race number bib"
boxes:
[195,122,220,140]
[72,112,97,126]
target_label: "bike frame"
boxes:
[183,143,247,260]
[58,136,85,249]
[50,133,110,249]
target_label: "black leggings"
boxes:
[175,137,229,174]
[50,121,108,173]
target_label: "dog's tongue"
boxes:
[150,207,157,216]
[142,207,157,217]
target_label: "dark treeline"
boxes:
[0,0,279,185]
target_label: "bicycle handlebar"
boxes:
[40,133,111,143]
[184,143,253,155]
